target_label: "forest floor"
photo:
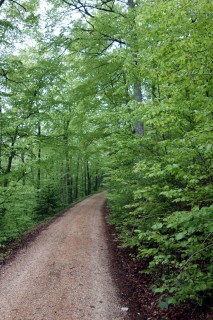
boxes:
[0,192,212,320]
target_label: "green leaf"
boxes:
[158,300,169,310]
[152,223,163,230]
[176,232,187,240]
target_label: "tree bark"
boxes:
[21,153,26,186]
[3,128,18,187]
[128,0,144,136]
[84,161,87,196]
[0,107,2,172]
[37,124,41,190]
[86,160,91,195]
[75,156,79,199]
[63,120,72,205]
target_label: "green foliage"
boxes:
[103,0,213,307]
[135,206,213,304]
[0,0,212,309]
[0,184,36,246]
[0,1,102,248]
[34,184,63,219]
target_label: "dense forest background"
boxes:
[0,0,212,309]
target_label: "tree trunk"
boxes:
[37,124,41,190]
[69,175,73,203]
[3,129,18,187]
[94,170,99,191]
[63,120,73,205]
[0,107,2,173]
[128,0,144,136]
[84,161,87,196]
[4,153,14,187]
[86,160,91,195]
[75,156,79,199]
[21,153,26,186]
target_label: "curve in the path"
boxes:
[0,193,127,320]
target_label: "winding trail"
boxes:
[0,193,126,320]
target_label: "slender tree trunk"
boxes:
[63,120,72,205]
[63,168,69,205]
[128,0,144,136]
[86,160,91,195]
[4,153,14,187]
[69,175,73,203]
[94,170,99,191]
[84,161,87,196]
[75,156,79,199]
[21,153,26,186]
[63,163,73,205]
[0,107,2,172]
[4,129,18,187]
[37,124,41,190]
[134,83,144,135]
[81,170,84,197]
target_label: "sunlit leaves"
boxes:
[103,0,213,306]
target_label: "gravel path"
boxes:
[0,193,127,320]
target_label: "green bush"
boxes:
[34,184,63,219]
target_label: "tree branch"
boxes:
[0,0,5,7]
[10,0,27,11]
[62,0,125,18]
[100,31,126,45]
[62,0,94,18]
[181,243,213,269]
[0,68,25,84]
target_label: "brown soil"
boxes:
[0,193,128,320]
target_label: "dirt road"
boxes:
[0,193,127,320]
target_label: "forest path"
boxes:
[0,193,127,320]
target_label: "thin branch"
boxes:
[62,0,126,18]
[85,18,95,29]
[0,68,25,84]
[62,0,72,5]
[62,0,94,18]
[96,29,126,45]
[181,243,213,269]
[10,0,27,11]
